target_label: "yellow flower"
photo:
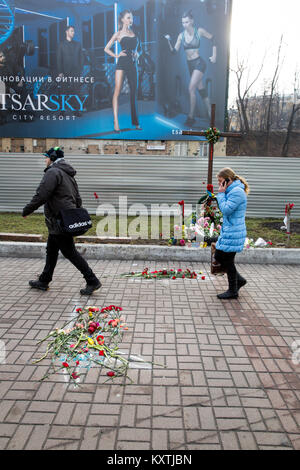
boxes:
[87,338,94,345]
[89,313,93,318]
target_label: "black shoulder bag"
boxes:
[58,170,92,237]
[59,207,92,236]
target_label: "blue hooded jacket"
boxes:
[216,179,247,253]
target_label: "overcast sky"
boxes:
[228,0,300,104]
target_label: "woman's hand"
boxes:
[218,180,227,193]
[118,51,127,58]
[164,34,171,41]
[209,55,216,64]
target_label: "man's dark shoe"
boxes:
[80,280,102,296]
[29,280,49,291]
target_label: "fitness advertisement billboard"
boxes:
[0,0,232,140]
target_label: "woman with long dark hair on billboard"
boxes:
[165,10,216,127]
[104,10,141,133]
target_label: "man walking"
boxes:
[22,147,101,296]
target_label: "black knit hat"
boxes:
[43,147,64,162]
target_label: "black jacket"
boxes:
[22,159,82,234]
[57,40,84,76]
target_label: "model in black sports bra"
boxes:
[181,27,201,51]
[104,10,141,133]
[165,10,217,127]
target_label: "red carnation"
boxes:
[99,350,104,356]
[72,372,79,379]
[107,371,115,377]
[97,335,105,345]
[94,192,99,199]
[62,362,69,368]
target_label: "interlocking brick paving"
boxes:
[0,256,299,450]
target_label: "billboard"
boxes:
[0,0,232,140]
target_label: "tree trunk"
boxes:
[282,104,300,157]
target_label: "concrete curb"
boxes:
[0,241,299,265]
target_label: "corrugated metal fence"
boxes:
[0,154,299,218]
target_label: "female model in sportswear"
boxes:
[165,10,216,127]
[104,10,141,133]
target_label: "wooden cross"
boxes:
[182,104,241,185]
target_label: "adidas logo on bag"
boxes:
[69,221,92,229]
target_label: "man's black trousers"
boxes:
[39,234,98,284]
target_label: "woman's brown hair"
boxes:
[118,10,132,30]
[182,10,194,20]
[217,167,250,195]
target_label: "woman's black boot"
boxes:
[217,272,238,299]
[236,271,247,291]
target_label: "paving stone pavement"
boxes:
[0,256,300,451]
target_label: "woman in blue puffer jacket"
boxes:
[215,167,250,299]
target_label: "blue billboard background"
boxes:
[0,0,232,140]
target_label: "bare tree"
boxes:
[282,70,300,157]
[265,35,284,154]
[231,49,265,133]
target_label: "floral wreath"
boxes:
[205,127,221,144]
